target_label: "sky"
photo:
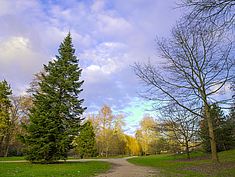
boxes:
[0,0,183,135]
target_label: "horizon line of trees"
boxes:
[1,85,234,159]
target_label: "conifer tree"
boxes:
[0,80,12,156]
[200,104,234,152]
[74,121,96,158]
[23,33,86,163]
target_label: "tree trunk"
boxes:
[205,104,219,163]
[4,145,9,157]
[185,141,190,159]
[0,135,6,157]
[4,132,10,157]
[105,146,108,157]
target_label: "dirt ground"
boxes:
[94,157,159,177]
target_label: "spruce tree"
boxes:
[0,80,12,156]
[24,33,86,163]
[227,102,235,149]
[74,121,96,158]
[200,104,234,152]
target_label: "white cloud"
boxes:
[81,42,127,64]
[0,0,10,16]
[91,0,106,12]
[96,14,133,36]
[0,36,36,65]
[83,59,118,83]
[209,82,233,103]
[42,27,67,47]
[72,33,95,49]
[80,41,130,85]
[0,0,42,20]
[0,36,48,96]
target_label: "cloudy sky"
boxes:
[0,0,183,134]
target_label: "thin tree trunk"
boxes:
[205,105,219,163]
[223,143,227,151]
[185,141,190,159]
[4,145,9,157]
[105,146,108,157]
[4,131,10,157]
[0,135,6,157]
[105,151,108,158]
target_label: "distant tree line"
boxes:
[0,79,234,161]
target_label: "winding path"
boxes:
[94,157,159,177]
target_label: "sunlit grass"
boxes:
[128,149,235,177]
[68,154,129,159]
[0,156,25,161]
[0,161,110,177]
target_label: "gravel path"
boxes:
[95,157,159,177]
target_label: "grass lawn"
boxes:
[68,154,129,159]
[0,161,110,177]
[0,156,25,161]
[128,149,235,177]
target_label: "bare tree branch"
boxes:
[134,24,234,162]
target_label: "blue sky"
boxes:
[0,0,183,134]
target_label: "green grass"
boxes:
[0,161,110,177]
[128,149,235,177]
[0,156,25,161]
[68,154,129,159]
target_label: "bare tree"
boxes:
[1,95,33,156]
[180,0,235,30]
[134,24,234,162]
[160,106,200,159]
[27,70,45,96]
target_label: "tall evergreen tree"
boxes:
[227,102,235,148]
[200,104,235,152]
[23,33,86,163]
[74,121,96,158]
[0,80,12,156]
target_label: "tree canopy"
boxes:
[23,33,86,163]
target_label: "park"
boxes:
[0,0,235,176]
[1,150,235,176]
